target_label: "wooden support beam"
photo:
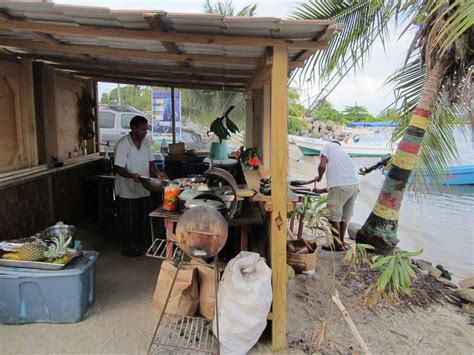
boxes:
[144,14,189,69]
[53,64,249,84]
[76,74,244,92]
[0,48,20,63]
[270,46,288,352]
[29,32,62,46]
[0,17,331,50]
[61,68,246,89]
[262,80,271,169]
[293,24,342,62]
[245,98,253,146]
[0,39,260,66]
[244,47,272,99]
[16,52,254,77]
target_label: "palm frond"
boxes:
[292,0,401,83]
[422,0,474,54]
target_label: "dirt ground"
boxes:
[287,248,474,354]
[1,225,472,354]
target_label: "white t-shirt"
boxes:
[320,142,358,189]
[114,134,154,199]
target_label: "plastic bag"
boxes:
[213,252,272,354]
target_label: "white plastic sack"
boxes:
[213,251,272,355]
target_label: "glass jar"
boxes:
[163,184,181,211]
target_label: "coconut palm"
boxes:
[293,0,473,253]
[203,0,257,16]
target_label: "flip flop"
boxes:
[321,244,348,252]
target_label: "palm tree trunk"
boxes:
[356,58,449,254]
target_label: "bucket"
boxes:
[209,142,228,160]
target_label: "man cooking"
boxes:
[313,141,359,251]
[114,115,167,257]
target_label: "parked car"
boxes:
[98,105,206,152]
[98,105,153,152]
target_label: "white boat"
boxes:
[292,135,397,157]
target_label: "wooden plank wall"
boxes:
[55,74,85,160]
[0,58,37,173]
[0,160,101,241]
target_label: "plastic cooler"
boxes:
[0,251,99,324]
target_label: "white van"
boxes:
[98,105,153,152]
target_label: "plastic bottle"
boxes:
[160,139,169,156]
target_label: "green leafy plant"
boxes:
[238,146,261,169]
[365,249,423,307]
[288,195,336,240]
[344,243,375,273]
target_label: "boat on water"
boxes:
[384,165,474,185]
[346,121,398,128]
[292,135,397,157]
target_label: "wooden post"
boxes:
[270,46,288,352]
[43,65,58,162]
[171,87,176,144]
[92,80,99,153]
[245,98,253,147]
[263,80,271,170]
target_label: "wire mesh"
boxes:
[148,313,218,354]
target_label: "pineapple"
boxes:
[44,234,72,262]
[18,243,47,261]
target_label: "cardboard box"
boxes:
[169,142,185,155]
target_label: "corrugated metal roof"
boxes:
[0,1,340,91]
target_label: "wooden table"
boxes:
[149,203,263,251]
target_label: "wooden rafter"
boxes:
[0,39,259,65]
[244,47,272,98]
[0,48,20,63]
[144,14,190,69]
[292,24,343,62]
[0,17,331,50]
[73,73,244,91]
[16,53,254,77]
[55,64,249,85]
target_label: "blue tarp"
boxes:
[346,122,398,127]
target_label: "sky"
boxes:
[54,0,412,115]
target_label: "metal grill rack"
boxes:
[148,314,218,354]
[146,238,183,263]
[146,239,220,354]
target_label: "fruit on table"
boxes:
[44,234,72,259]
[18,243,47,261]
[2,252,21,260]
[237,189,255,198]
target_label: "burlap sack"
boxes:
[153,260,199,316]
[191,260,216,320]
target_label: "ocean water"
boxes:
[290,127,474,281]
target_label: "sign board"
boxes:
[151,90,181,144]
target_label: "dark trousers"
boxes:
[117,196,152,251]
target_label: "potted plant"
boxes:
[208,106,240,160]
[237,146,262,170]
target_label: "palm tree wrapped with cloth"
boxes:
[293,0,473,253]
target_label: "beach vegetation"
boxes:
[312,99,344,123]
[288,87,309,134]
[365,249,423,307]
[293,0,473,253]
[345,243,375,273]
[342,103,375,122]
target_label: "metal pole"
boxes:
[117,83,122,105]
[171,87,176,144]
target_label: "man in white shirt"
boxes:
[314,141,359,251]
[114,115,166,257]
